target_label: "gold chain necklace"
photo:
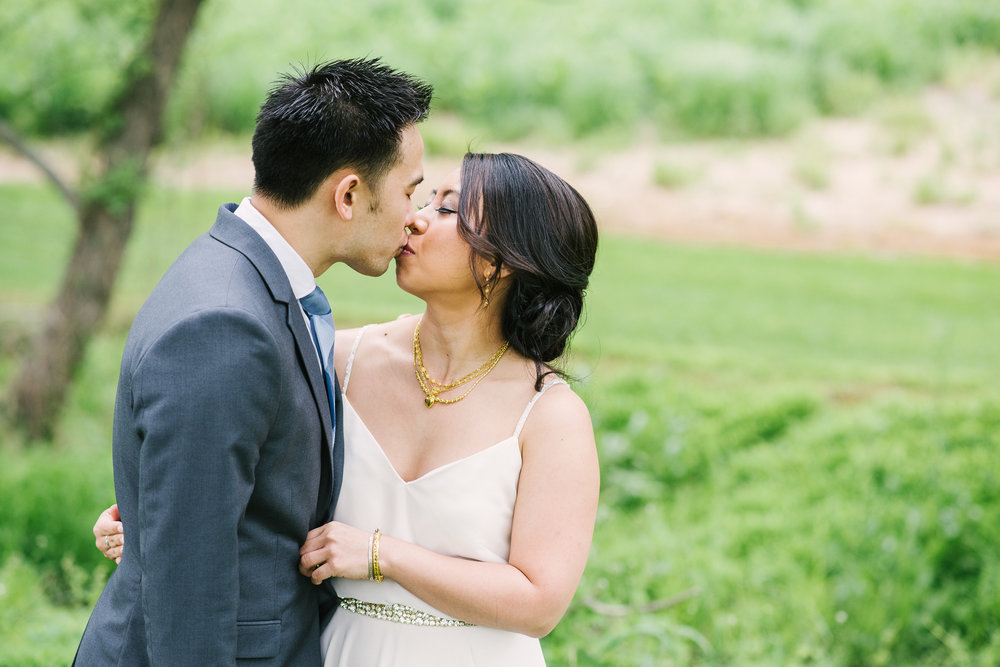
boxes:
[412,319,510,407]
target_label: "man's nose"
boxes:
[406,212,428,235]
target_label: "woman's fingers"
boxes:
[299,534,326,554]
[310,562,334,585]
[298,522,373,582]
[94,504,125,561]
[96,532,125,560]
[299,521,346,554]
[302,526,325,544]
[298,521,370,582]
[298,548,326,576]
[300,556,335,585]
[298,549,336,584]
[94,505,124,538]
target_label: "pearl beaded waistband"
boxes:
[339,597,475,627]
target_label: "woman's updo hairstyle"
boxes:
[457,153,599,389]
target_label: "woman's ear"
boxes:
[333,173,361,220]
[493,261,513,280]
[481,261,511,309]
[481,259,512,284]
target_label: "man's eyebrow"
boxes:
[409,176,424,188]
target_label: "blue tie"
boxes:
[300,286,337,434]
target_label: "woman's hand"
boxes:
[94,504,124,564]
[298,521,372,584]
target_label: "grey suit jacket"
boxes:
[74,204,343,665]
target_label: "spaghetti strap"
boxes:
[342,325,373,392]
[513,378,567,439]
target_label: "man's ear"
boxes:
[333,173,361,221]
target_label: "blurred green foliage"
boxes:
[2,0,1000,142]
[3,182,1000,664]
[0,0,155,134]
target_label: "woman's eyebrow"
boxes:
[428,188,459,201]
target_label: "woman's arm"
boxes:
[299,386,599,637]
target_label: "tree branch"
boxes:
[581,587,701,616]
[0,120,80,212]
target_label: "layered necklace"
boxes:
[412,319,510,407]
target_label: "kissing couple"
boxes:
[76,57,599,666]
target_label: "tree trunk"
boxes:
[8,0,205,439]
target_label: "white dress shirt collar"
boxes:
[233,197,316,300]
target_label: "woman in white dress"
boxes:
[95,151,600,665]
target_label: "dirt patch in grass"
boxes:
[515,81,1000,262]
[4,76,999,262]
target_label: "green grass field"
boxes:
[2,182,999,665]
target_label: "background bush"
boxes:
[2,0,1000,141]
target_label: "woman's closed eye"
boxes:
[418,187,458,214]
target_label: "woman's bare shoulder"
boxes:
[522,380,594,444]
[539,380,591,417]
[517,380,598,489]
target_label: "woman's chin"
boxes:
[393,266,419,297]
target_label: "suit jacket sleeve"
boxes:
[131,307,281,663]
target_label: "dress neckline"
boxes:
[341,395,519,485]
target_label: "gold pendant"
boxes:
[425,396,436,407]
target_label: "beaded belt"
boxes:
[339,597,475,627]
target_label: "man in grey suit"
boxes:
[74,58,431,665]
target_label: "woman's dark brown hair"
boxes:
[457,152,599,389]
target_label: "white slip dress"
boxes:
[320,326,560,666]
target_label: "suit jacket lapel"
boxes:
[285,297,336,520]
[209,204,336,519]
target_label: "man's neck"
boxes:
[250,195,326,278]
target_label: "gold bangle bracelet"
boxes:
[372,528,384,583]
